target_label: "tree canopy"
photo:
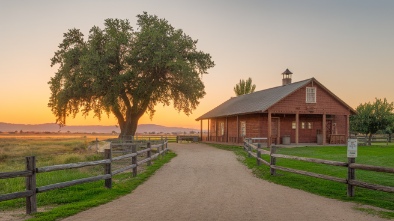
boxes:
[233,77,256,96]
[350,98,394,145]
[48,12,215,136]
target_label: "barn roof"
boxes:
[195,78,355,120]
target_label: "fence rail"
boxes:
[0,140,169,214]
[356,135,389,145]
[243,140,394,197]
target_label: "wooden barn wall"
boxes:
[270,81,351,115]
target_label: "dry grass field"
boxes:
[0,133,118,172]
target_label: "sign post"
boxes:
[347,139,358,158]
[347,138,357,197]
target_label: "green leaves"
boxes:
[234,77,256,96]
[350,98,394,143]
[48,12,214,135]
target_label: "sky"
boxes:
[0,0,393,129]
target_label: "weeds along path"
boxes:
[63,143,385,221]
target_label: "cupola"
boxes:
[282,69,293,86]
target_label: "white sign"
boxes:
[347,139,358,158]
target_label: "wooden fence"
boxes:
[117,135,177,143]
[243,141,394,196]
[176,135,200,143]
[356,135,389,145]
[0,140,169,214]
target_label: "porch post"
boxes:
[215,118,218,142]
[322,113,326,145]
[200,120,203,141]
[295,112,299,144]
[226,117,229,143]
[345,114,349,140]
[268,110,272,148]
[207,119,210,141]
[236,115,239,143]
[278,118,281,144]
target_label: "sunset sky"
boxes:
[1,1,393,129]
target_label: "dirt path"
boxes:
[62,143,385,221]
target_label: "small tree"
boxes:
[234,77,256,96]
[350,98,394,145]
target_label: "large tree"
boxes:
[350,98,394,145]
[48,12,215,137]
[233,77,256,96]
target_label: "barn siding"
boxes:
[270,82,350,115]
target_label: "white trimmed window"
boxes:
[301,122,305,129]
[306,87,316,103]
[240,121,246,137]
[292,121,296,129]
[220,122,225,136]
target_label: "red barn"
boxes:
[196,69,356,146]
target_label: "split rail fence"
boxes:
[0,140,169,214]
[244,140,394,197]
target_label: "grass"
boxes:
[209,143,394,219]
[0,134,176,221]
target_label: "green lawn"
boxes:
[209,143,394,219]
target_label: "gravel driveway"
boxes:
[62,143,386,221]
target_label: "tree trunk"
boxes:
[118,115,139,139]
[368,133,372,146]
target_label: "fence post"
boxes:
[157,145,161,159]
[257,143,261,166]
[147,142,152,166]
[270,146,276,175]
[26,156,37,214]
[104,149,112,188]
[347,157,356,197]
[164,139,168,155]
[247,143,252,157]
[131,144,137,177]
[160,142,164,157]
[161,140,165,158]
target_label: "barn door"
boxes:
[271,118,279,144]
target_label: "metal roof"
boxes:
[196,78,312,120]
[282,68,293,75]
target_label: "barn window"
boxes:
[240,121,246,137]
[301,122,305,129]
[292,121,296,129]
[220,122,225,136]
[306,87,316,103]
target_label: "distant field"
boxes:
[0,133,178,171]
[0,134,116,171]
